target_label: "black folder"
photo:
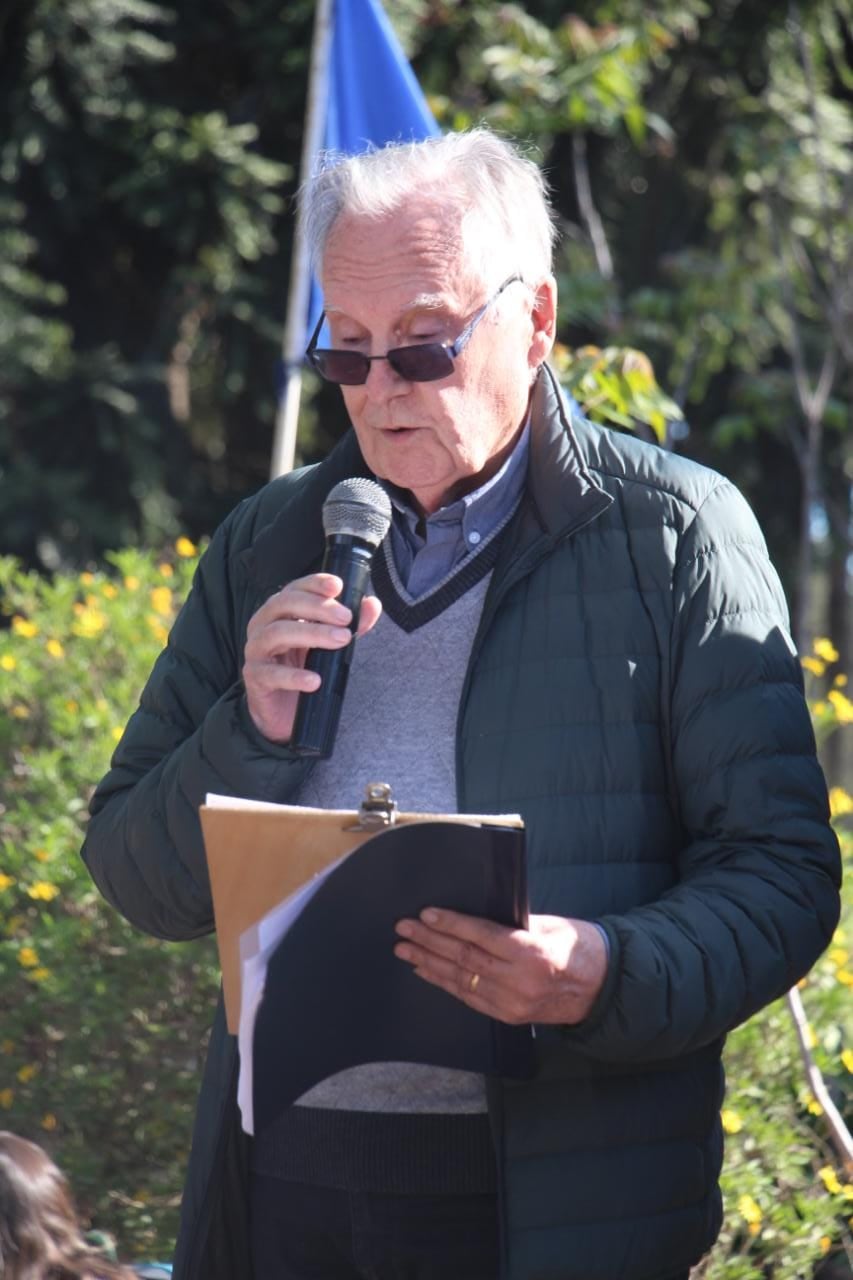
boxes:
[251,819,535,1134]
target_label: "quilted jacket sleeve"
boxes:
[81,502,314,942]
[563,479,842,1062]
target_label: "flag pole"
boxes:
[270,0,334,480]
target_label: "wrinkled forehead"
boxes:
[320,199,508,295]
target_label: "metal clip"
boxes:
[348,782,398,830]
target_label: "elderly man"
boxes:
[83,128,840,1280]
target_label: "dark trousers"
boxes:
[249,1172,693,1280]
[249,1174,500,1280]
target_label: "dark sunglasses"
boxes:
[306,274,523,386]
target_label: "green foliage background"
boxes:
[0,551,851,1273]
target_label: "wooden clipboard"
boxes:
[200,790,523,1032]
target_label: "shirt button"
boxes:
[468,531,481,545]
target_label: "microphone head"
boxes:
[322,478,392,548]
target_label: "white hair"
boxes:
[301,127,557,289]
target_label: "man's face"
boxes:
[320,203,555,515]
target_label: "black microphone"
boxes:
[290,477,392,758]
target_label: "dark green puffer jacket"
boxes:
[82,367,840,1280]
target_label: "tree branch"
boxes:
[786,986,853,1175]
[571,131,615,283]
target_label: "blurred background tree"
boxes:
[5,0,848,763]
[2,1,849,643]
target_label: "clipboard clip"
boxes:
[347,782,398,831]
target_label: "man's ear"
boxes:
[527,275,557,373]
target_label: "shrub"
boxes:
[0,544,219,1260]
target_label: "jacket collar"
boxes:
[523,364,613,539]
[243,364,611,594]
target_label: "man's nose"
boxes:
[362,355,409,400]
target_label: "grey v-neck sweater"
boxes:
[251,544,503,1192]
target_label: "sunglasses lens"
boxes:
[390,345,454,382]
[308,343,455,384]
[309,350,370,385]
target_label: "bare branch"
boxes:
[571,131,615,283]
[786,986,853,1175]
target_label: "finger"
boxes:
[395,938,492,1005]
[398,945,528,1024]
[242,654,321,695]
[247,575,349,637]
[399,909,520,961]
[356,594,382,637]
[394,928,505,986]
[244,617,354,665]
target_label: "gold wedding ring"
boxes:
[469,972,480,993]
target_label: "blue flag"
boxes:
[325,0,439,153]
[306,0,440,342]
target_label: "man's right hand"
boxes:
[242,572,382,744]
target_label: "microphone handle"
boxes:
[289,537,374,758]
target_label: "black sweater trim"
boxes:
[373,534,503,633]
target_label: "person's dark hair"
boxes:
[0,1132,135,1280]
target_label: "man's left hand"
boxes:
[394,910,608,1026]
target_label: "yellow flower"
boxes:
[72,606,108,638]
[721,1108,743,1134]
[41,1113,58,1131]
[829,948,849,967]
[124,575,140,591]
[0,654,16,671]
[11,616,38,639]
[79,571,95,585]
[813,700,828,716]
[828,689,853,723]
[158,562,174,578]
[101,582,118,599]
[813,638,840,664]
[45,638,65,659]
[836,969,853,987]
[176,536,197,557]
[819,1166,842,1195]
[738,1194,762,1226]
[820,1235,832,1254]
[17,1063,39,1083]
[29,967,51,983]
[17,947,38,968]
[804,1024,817,1049]
[150,586,173,616]
[65,699,79,714]
[805,1093,824,1116]
[829,788,853,818]
[147,617,169,645]
[27,881,59,902]
[834,673,848,688]
[0,874,14,892]
[11,704,30,719]
[833,927,847,944]
[34,848,49,863]
[111,726,123,742]
[841,1049,853,1074]
[0,1089,13,1109]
